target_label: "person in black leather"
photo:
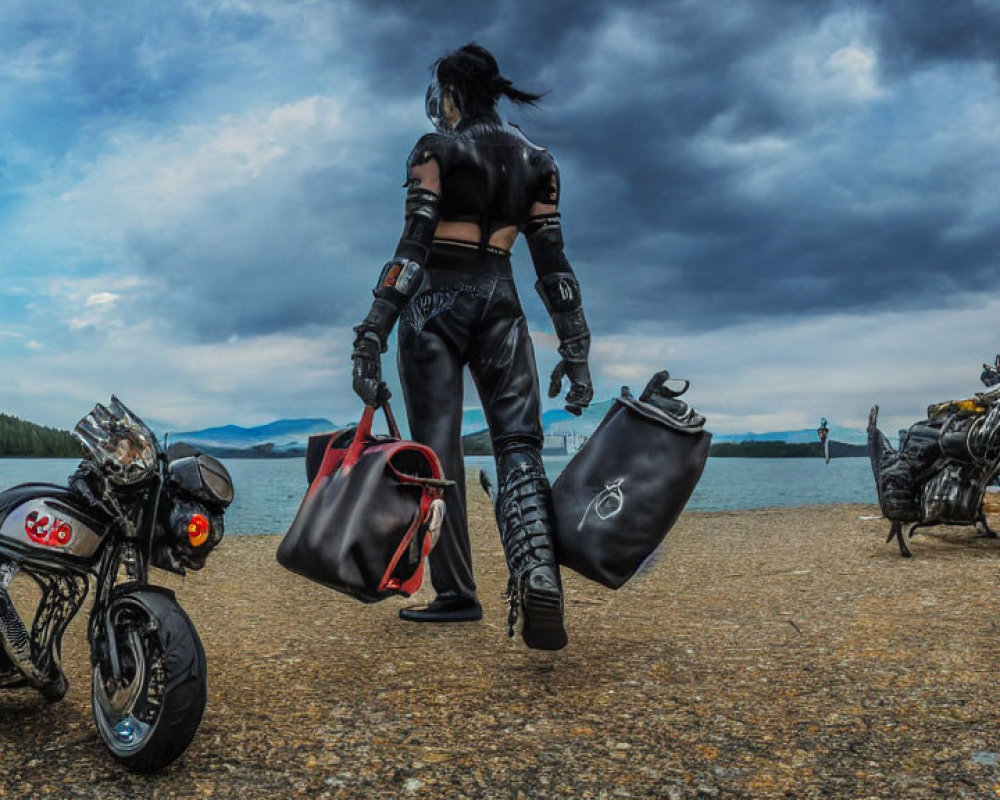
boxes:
[351,43,593,650]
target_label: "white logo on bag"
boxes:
[577,478,625,531]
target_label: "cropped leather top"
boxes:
[406,116,560,248]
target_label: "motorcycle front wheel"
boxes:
[91,587,207,772]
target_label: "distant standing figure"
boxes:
[817,418,830,464]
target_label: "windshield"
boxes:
[73,396,159,485]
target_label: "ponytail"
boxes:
[493,74,544,107]
[434,42,546,118]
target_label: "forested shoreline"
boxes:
[709,440,868,458]
[1,416,868,461]
[460,433,868,459]
[0,414,81,458]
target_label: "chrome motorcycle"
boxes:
[0,397,233,771]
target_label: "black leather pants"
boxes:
[397,244,544,603]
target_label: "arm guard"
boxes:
[524,213,571,278]
[354,182,439,350]
[353,257,424,351]
[394,185,441,264]
[537,277,590,363]
[527,214,590,361]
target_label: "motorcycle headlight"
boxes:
[168,454,234,508]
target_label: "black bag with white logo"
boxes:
[550,371,711,589]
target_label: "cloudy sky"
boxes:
[1,0,998,436]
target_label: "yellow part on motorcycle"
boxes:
[927,396,988,419]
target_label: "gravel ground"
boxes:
[3,484,1000,799]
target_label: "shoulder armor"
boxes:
[531,149,559,206]
[406,133,451,178]
[502,124,558,205]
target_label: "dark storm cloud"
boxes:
[5,0,1000,431]
[18,0,994,343]
[870,0,1000,73]
[1,2,263,153]
[299,0,1000,337]
[501,0,998,334]
[123,165,402,339]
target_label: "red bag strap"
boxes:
[342,401,402,472]
[378,490,441,595]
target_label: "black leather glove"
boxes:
[546,302,593,416]
[533,272,593,416]
[351,331,391,408]
[548,359,593,416]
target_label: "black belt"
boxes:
[432,238,511,258]
[427,241,514,278]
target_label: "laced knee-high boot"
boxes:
[494,444,567,651]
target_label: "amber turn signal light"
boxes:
[187,514,210,547]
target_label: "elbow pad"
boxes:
[394,186,440,264]
[524,213,572,277]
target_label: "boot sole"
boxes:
[399,604,483,623]
[521,585,567,651]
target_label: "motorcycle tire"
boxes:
[39,672,69,703]
[91,587,207,773]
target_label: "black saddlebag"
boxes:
[550,371,711,589]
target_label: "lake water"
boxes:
[0,456,878,536]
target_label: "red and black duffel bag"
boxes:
[276,402,451,603]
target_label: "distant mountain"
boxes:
[170,407,870,460]
[461,407,487,436]
[460,400,615,445]
[462,406,591,434]
[541,404,869,448]
[171,418,336,452]
[541,407,577,428]
[544,399,615,436]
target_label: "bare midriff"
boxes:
[435,220,519,252]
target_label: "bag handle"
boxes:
[342,401,403,472]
